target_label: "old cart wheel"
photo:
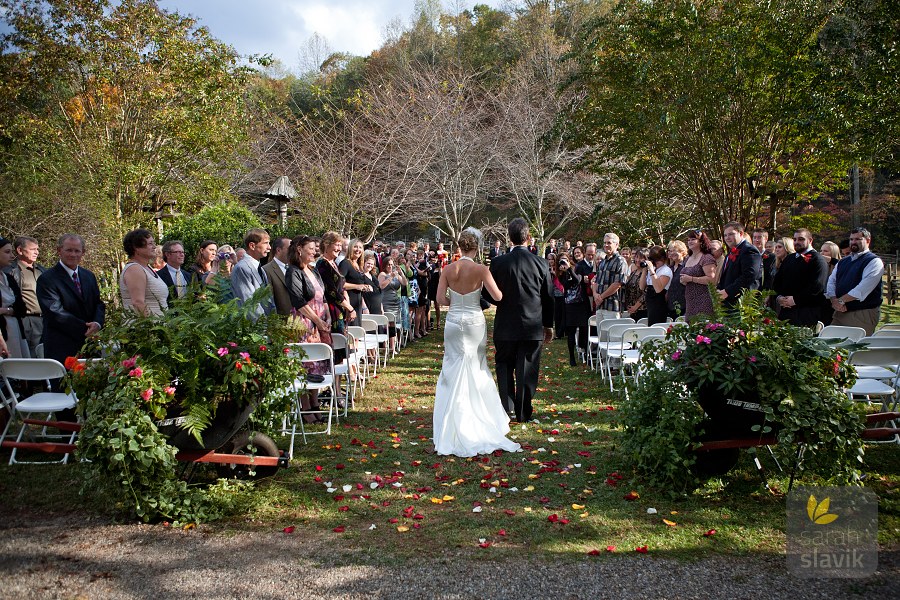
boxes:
[216,432,281,480]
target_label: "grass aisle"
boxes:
[234,310,897,561]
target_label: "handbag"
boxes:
[564,282,584,305]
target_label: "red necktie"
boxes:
[72,270,83,296]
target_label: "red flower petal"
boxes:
[547,514,559,523]
[606,545,616,552]
[478,541,492,548]
[282,526,295,534]
[704,529,717,537]
[503,509,516,516]
[587,549,601,556]
[497,529,507,536]
[338,506,350,512]
[634,545,649,554]
[336,464,345,470]
[624,491,640,501]
[315,465,323,472]
[333,526,346,533]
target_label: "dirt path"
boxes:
[2,512,897,599]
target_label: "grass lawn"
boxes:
[2,308,899,561]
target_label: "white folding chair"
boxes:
[586,316,599,371]
[280,343,336,457]
[600,323,640,387]
[346,326,373,389]
[636,317,649,326]
[819,325,867,344]
[597,317,635,342]
[361,317,386,372]
[858,337,900,349]
[873,329,900,338]
[331,333,355,416]
[384,311,399,358]
[365,315,391,367]
[879,323,900,331]
[0,359,78,465]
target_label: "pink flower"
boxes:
[239,352,251,361]
[121,357,137,369]
[695,335,712,344]
[217,347,229,357]
[227,342,238,348]
[165,386,176,396]
[749,356,757,363]
[128,367,143,378]
[140,388,153,402]
[671,351,682,360]
[737,330,745,337]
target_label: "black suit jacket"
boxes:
[156,264,193,300]
[716,241,762,305]
[486,246,553,341]
[772,250,828,326]
[1,271,27,343]
[36,263,105,363]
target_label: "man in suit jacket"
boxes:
[488,240,503,261]
[717,221,762,308]
[773,228,828,327]
[486,218,554,423]
[262,237,292,316]
[156,240,192,302]
[231,228,273,319]
[36,233,105,367]
[752,229,775,290]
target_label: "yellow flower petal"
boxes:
[663,519,677,527]
[572,504,585,510]
[397,526,409,532]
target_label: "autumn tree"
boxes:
[0,0,251,266]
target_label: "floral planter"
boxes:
[156,398,256,452]
[695,385,771,439]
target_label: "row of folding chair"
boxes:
[844,342,900,444]
[598,324,668,390]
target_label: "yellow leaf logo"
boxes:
[806,495,839,525]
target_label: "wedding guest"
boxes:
[0,238,27,358]
[838,239,850,258]
[558,252,591,366]
[5,236,47,357]
[709,239,725,283]
[679,231,716,318]
[378,256,406,355]
[771,237,795,288]
[339,239,369,327]
[773,228,828,327]
[190,240,218,286]
[819,241,841,276]
[286,235,330,423]
[361,251,383,317]
[716,221,762,308]
[592,233,628,320]
[231,228,273,318]
[262,236,292,316]
[36,233,105,368]
[120,229,168,317]
[623,248,648,321]
[399,252,415,334]
[666,240,688,319]
[206,244,237,302]
[825,227,884,335]
[157,240,191,302]
[547,254,566,339]
[642,245,672,325]
[752,229,775,290]
[543,238,557,259]
[317,231,356,336]
[150,245,165,271]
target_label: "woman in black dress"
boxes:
[666,240,688,320]
[642,245,672,326]
[338,239,371,327]
[316,231,357,336]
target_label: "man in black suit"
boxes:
[36,233,105,368]
[156,240,192,301]
[488,240,503,261]
[716,221,762,308]
[773,228,828,327]
[486,218,554,423]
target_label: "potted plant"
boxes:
[621,291,865,491]
[67,287,301,523]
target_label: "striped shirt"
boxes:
[594,252,628,313]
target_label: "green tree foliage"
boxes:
[162,202,262,259]
[563,0,849,236]
[0,0,251,267]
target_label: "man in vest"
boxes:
[825,227,884,335]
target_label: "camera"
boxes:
[217,251,233,261]
[639,261,648,268]
[559,259,569,267]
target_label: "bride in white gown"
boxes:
[433,229,521,457]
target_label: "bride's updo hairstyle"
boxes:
[458,230,479,253]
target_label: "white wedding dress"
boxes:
[433,285,521,457]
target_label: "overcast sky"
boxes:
[158,1,509,73]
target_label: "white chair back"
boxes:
[858,337,900,349]
[0,358,67,382]
[367,314,390,329]
[873,329,900,338]
[819,325,867,343]
[849,348,900,368]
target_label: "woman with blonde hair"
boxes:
[819,241,841,276]
[339,238,370,326]
[317,232,357,335]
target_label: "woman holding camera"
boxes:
[558,252,591,366]
[190,240,218,286]
[547,254,566,339]
[378,255,406,354]
[642,245,672,326]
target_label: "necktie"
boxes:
[72,270,83,296]
[174,269,185,298]
[258,264,268,285]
